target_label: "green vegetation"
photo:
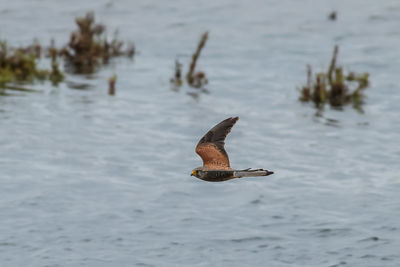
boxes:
[0,12,133,95]
[300,45,369,112]
[0,40,61,93]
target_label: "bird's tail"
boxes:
[233,168,274,178]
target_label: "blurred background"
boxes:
[0,0,399,266]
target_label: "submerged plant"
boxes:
[61,12,135,74]
[0,40,54,91]
[170,59,183,87]
[171,31,209,89]
[47,40,64,85]
[1,12,135,95]
[186,31,209,88]
[108,74,117,95]
[299,45,369,112]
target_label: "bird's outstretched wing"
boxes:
[195,117,239,170]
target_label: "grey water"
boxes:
[1,0,400,266]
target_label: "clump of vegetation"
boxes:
[1,12,134,95]
[171,31,209,89]
[108,74,117,95]
[47,40,64,85]
[170,60,183,86]
[300,45,369,112]
[0,40,62,92]
[60,12,135,74]
[186,31,209,88]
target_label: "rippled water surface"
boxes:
[1,0,400,266]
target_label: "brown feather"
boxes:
[195,117,239,170]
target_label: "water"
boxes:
[1,0,400,266]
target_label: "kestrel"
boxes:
[191,117,274,182]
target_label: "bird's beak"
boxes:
[191,171,196,176]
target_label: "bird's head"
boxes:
[191,167,203,178]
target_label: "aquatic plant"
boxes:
[47,40,64,85]
[0,12,135,95]
[170,59,183,86]
[60,12,135,74]
[186,31,209,88]
[108,74,117,95]
[0,40,55,91]
[171,32,209,89]
[299,45,369,112]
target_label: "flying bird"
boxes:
[191,117,274,182]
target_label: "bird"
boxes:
[191,117,274,182]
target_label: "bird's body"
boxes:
[191,117,273,182]
[193,168,273,182]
